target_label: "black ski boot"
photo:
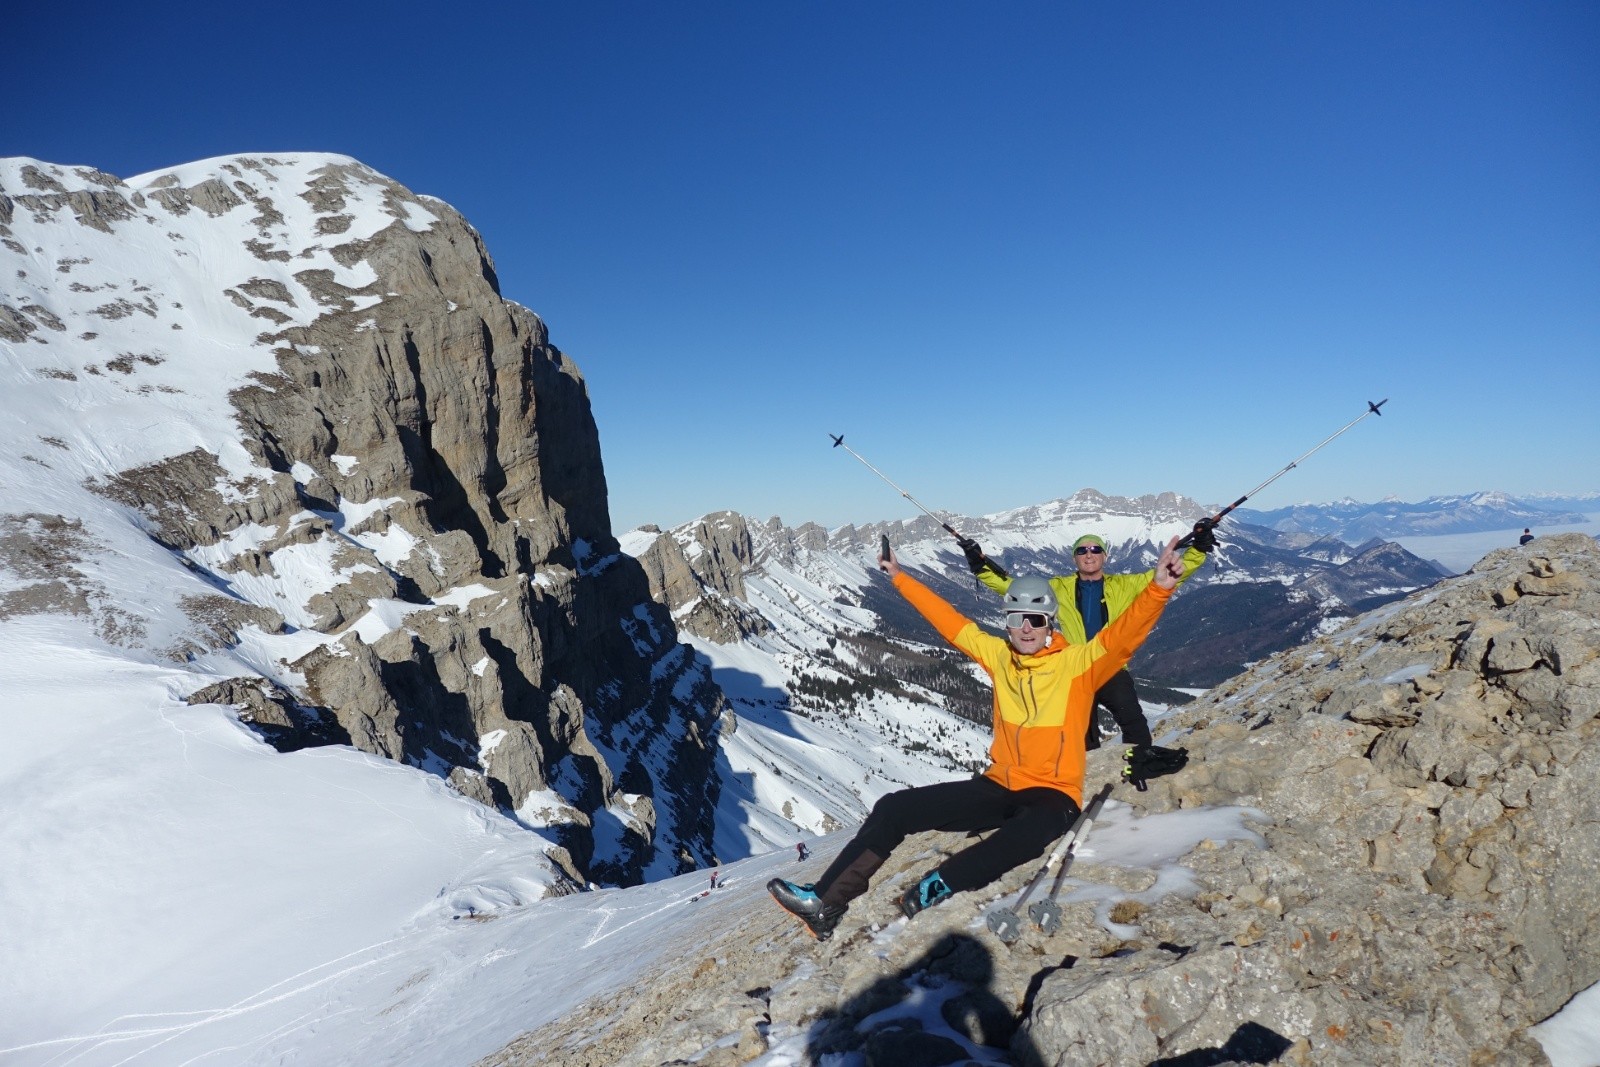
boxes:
[768,878,845,941]
[900,870,953,920]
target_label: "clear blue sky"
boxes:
[8,1,1598,533]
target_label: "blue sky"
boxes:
[8,1,1598,533]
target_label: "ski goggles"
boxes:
[1073,544,1105,556]
[1005,611,1052,630]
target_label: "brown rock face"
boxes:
[7,154,730,886]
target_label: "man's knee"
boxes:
[1009,791,1076,848]
[867,789,914,824]
[858,789,919,850]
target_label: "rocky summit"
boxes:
[0,155,726,886]
[484,533,1599,1066]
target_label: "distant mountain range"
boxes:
[628,489,1451,712]
[1233,490,1599,540]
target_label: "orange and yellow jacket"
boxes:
[891,570,1173,806]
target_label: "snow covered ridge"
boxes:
[1,154,429,465]
[1,154,728,889]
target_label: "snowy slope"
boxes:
[0,156,595,1061]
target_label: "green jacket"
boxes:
[976,545,1207,645]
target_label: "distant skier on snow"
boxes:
[768,536,1188,941]
[796,841,809,862]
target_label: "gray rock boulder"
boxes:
[1017,532,1600,1065]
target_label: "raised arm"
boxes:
[880,546,982,651]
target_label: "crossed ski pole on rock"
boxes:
[986,783,1113,943]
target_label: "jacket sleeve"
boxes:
[1086,582,1172,690]
[1175,546,1207,586]
[975,561,1010,596]
[1105,545,1209,619]
[892,571,991,662]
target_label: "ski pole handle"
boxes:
[1175,496,1246,550]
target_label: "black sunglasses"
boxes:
[1074,545,1105,556]
[1005,611,1051,629]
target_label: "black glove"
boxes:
[958,537,987,575]
[1122,744,1189,791]
[1189,518,1218,553]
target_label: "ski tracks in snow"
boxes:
[2,938,406,1066]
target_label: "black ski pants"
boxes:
[1086,667,1152,749]
[815,776,1079,904]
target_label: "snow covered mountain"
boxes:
[1234,491,1595,539]
[0,153,1023,1063]
[0,153,729,890]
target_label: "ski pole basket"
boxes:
[985,783,1113,944]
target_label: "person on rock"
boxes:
[961,523,1214,765]
[767,535,1188,941]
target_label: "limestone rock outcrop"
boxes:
[3,155,728,885]
[631,511,769,642]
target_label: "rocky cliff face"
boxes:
[489,533,1599,1065]
[628,510,769,643]
[0,155,727,885]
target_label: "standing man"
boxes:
[767,537,1188,941]
[961,521,1215,757]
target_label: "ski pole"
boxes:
[985,782,1112,943]
[1030,783,1114,935]
[1178,399,1388,550]
[830,434,1008,577]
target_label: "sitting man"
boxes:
[962,522,1215,756]
[767,535,1187,941]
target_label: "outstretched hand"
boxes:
[1153,535,1185,589]
[957,536,987,575]
[879,545,901,577]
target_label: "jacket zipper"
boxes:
[1011,672,1040,780]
